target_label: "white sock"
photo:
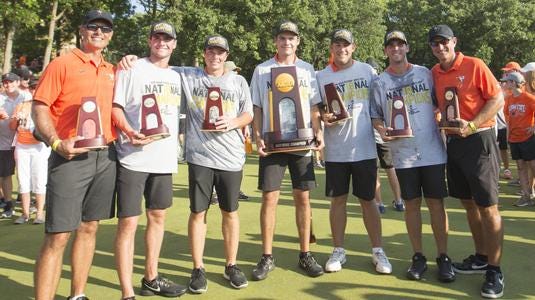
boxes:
[372,247,383,254]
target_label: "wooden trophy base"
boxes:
[201,122,225,132]
[74,135,108,150]
[386,128,413,138]
[439,120,462,130]
[264,128,316,153]
[329,116,352,125]
[141,124,170,140]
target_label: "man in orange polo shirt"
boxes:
[429,25,505,298]
[32,10,116,300]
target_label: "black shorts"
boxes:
[258,153,316,192]
[510,135,535,161]
[116,164,173,218]
[188,163,241,213]
[395,164,448,200]
[325,159,377,201]
[497,128,508,150]
[0,149,15,177]
[446,130,499,207]
[376,143,394,169]
[45,145,117,233]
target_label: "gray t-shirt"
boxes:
[179,67,253,171]
[316,61,378,162]
[0,92,24,150]
[113,58,181,173]
[370,64,446,169]
[250,58,321,156]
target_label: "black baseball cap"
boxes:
[150,21,176,39]
[204,35,229,52]
[274,20,299,36]
[2,73,20,82]
[331,29,354,44]
[428,25,454,42]
[83,9,113,27]
[384,30,407,46]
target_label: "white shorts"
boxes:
[15,143,51,194]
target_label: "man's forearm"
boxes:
[252,106,263,139]
[32,101,58,144]
[472,93,504,128]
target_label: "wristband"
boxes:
[468,121,477,133]
[51,139,62,152]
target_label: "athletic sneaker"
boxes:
[372,249,392,274]
[223,264,248,289]
[502,169,512,180]
[188,268,208,294]
[392,199,405,212]
[1,209,13,218]
[452,254,488,274]
[377,203,386,214]
[406,253,427,280]
[33,217,45,225]
[481,269,504,298]
[507,179,520,186]
[66,296,89,300]
[238,191,249,200]
[325,247,346,272]
[140,274,186,297]
[14,215,29,224]
[252,255,275,281]
[298,252,324,277]
[513,195,534,207]
[436,254,456,282]
[0,198,6,208]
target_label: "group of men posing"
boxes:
[29,9,506,300]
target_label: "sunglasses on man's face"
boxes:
[430,39,450,47]
[85,23,113,33]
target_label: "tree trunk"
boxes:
[42,0,60,71]
[2,25,15,74]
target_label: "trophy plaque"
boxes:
[74,97,108,149]
[140,93,170,140]
[386,94,413,137]
[438,87,462,129]
[263,66,316,153]
[324,83,351,124]
[202,87,224,131]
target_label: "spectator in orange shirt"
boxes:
[502,72,535,207]
[429,24,505,299]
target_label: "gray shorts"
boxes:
[0,149,15,177]
[116,164,173,218]
[45,145,116,233]
[258,153,316,192]
[188,163,241,213]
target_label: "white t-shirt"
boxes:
[250,58,321,156]
[0,92,24,150]
[113,58,181,173]
[370,64,446,169]
[316,61,378,162]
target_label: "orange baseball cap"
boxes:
[501,61,521,72]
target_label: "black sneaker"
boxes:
[252,255,275,281]
[66,296,89,300]
[436,254,456,282]
[406,253,427,280]
[452,255,488,274]
[188,268,208,294]
[298,252,324,277]
[224,264,248,289]
[140,274,187,297]
[238,191,249,200]
[481,269,504,298]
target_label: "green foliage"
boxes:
[3,0,534,77]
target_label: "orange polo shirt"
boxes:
[11,101,40,144]
[432,52,501,129]
[504,91,535,143]
[33,48,116,143]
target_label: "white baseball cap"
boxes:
[520,62,535,73]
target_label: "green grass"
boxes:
[1,154,534,299]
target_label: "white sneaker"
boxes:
[372,249,392,274]
[325,247,346,272]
